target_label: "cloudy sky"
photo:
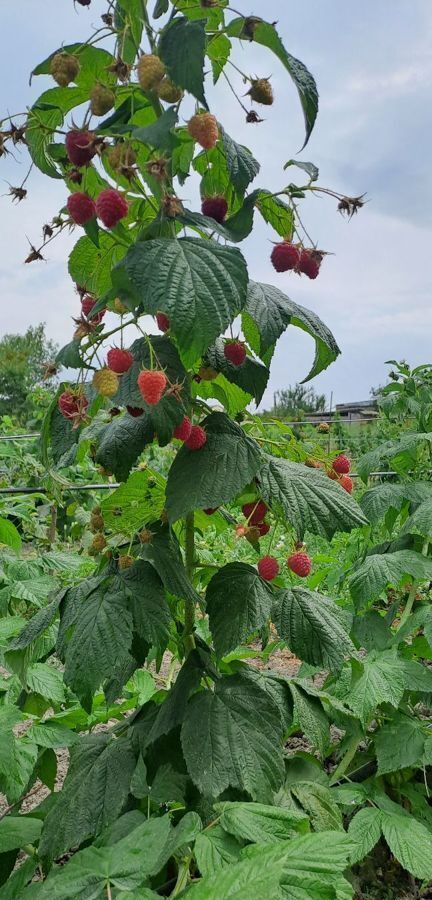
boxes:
[0,0,431,409]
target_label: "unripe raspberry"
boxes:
[242,500,268,525]
[95,188,128,228]
[157,77,183,103]
[271,242,300,272]
[89,533,106,555]
[58,389,88,421]
[258,556,279,581]
[298,248,322,280]
[137,54,165,91]
[108,143,136,175]
[139,528,154,544]
[185,425,207,451]
[305,458,321,469]
[107,347,134,374]
[90,82,115,116]
[340,475,353,493]
[81,294,105,323]
[126,405,144,417]
[156,312,170,332]
[201,196,228,223]
[118,554,134,570]
[137,369,167,405]
[332,454,351,474]
[187,113,219,150]
[67,192,96,225]
[173,416,192,442]
[198,366,218,381]
[90,513,105,532]
[248,78,274,105]
[93,367,119,397]
[224,341,246,367]
[50,52,80,87]
[65,129,96,167]
[287,552,312,578]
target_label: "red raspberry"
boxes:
[81,295,105,324]
[126,406,144,417]
[67,192,96,225]
[156,312,170,332]
[258,522,270,536]
[65,129,96,167]
[258,556,279,581]
[58,390,88,420]
[173,416,192,441]
[137,369,167,405]
[242,500,268,525]
[287,552,312,578]
[224,341,246,367]
[95,189,128,228]
[107,347,134,374]
[332,454,351,475]
[271,242,300,272]
[298,249,321,280]
[185,425,207,451]
[201,196,228,223]
[204,507,218,515]
[340,475,353,493]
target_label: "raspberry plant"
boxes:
[2,3,432,898]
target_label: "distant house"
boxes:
[293,400,378,425]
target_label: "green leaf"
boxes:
[381,812,432,880]
[95,412,154,481]
[400,497,432,537]
[9,591,63,651]
[182,671,284,800]
[274,588,354,671]
[120,561,171,649]
[207,33,231,83]
[356,433,432,482]
[39,734,136,861]
[178,206,252,243]
[166,412,261,522]
[193,372,252,416]
[349,550,432,607]
[0,518,21,554]
[220,126,260,194]
[346,651,406,725]
[360,481,432,523]
[255,190,294,238]
[26,663,65,704]
[289,683,330,755]
[188,848,285,899]
[101,469,166,533]
[29,721,79,750]
[159,16,207,106]
[132,106,179,151]
[26,107,63,179]
[350,610,392,652]
[0,857,37,900]
[194,826,242,877]
[290,782,343,832]
[206,562,275,656]
[63,576,133,711]
[216,801,309,843]
[138,522,200,606]
[348,807,382,864]
[122,237,248,366]
[68,233,127,298]
[204,339,269,405]
[0,816,42,853]
[284,159,319,182]
[258,455,367,539]
[228,19,318,149]
[244,281,340,377]
[375,712,426,775]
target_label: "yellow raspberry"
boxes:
[137,54,166,91]
[90,83,115,117]
[187,113,219,150]
[50,52,80,87]
[157,77,183,103]
[93,367,119,397]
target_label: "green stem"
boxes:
[184,511,196,653]
[329,735,361,785]
[171,854,192,897]
[396,538,429,632]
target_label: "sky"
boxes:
[0,0,431,410]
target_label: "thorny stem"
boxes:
[184,511,196,653]
[221,69,249,114]
[396,539,429,632]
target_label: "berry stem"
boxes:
[184,511,196,654]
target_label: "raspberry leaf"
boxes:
[166,412,262,521]
[206,562,275,656]
[215,801,309,843]
[181,672,284,800]
[273,588,354,672]
[374,711,426,776]
[243,281,340,379]
[132,107,180,152]
[380,811,432,880]
[219,126,260,195]
[96,413,155,482]
[255,190,295,239]
[159,17,208,107]
[205,338,270,404]
[100,470,166,534]
[121,238,248,367]
[138,522,200,606]
[192,375,252,417]
[69,234,127,297]
[360,481,432,523]
[258,456,368,539]
[349,550,432,607]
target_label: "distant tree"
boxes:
[0,324,58,424]
[270,383,326,419]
